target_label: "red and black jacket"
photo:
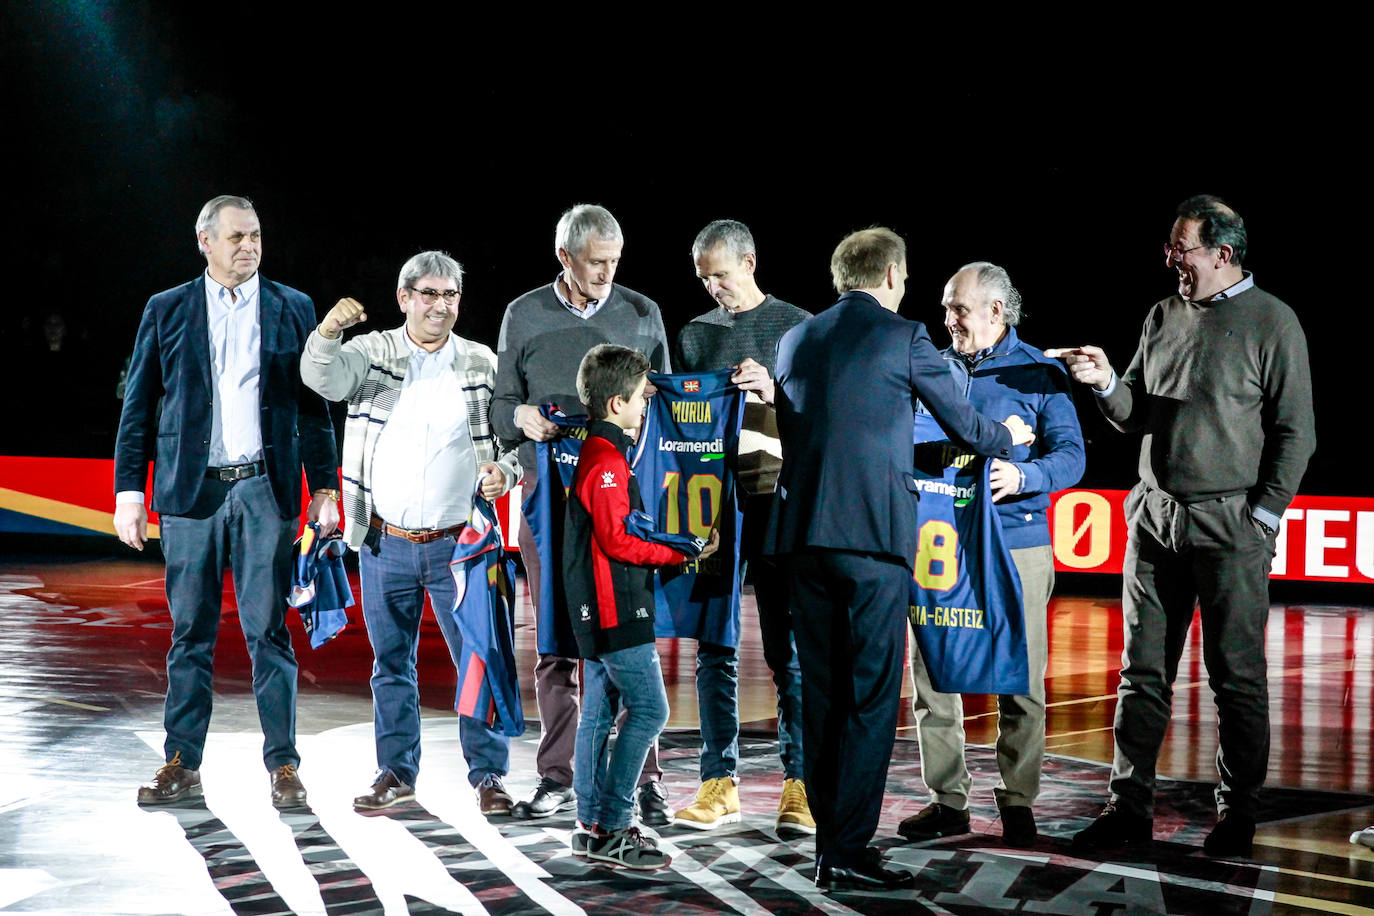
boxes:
[563,420,689,657]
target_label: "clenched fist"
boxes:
[319,297,367,339]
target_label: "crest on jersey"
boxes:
[683,379,700,392]
[600,471,617,489]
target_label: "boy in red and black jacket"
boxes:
[563,344,717,870]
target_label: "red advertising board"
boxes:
[3,458,1371,585]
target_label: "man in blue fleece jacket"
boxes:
[899,262,1084,849]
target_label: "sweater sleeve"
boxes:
[492,303,527,446]
[1252,308,1315,516]
[577,445,689,567]
[1098,309,1152,433]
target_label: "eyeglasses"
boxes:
[407,287,459,304]
[1162,244,1206,264]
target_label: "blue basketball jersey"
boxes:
[909,411,1029,695]
[633,370,746,647]
[521,405,588,658]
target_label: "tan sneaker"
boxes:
[673,776,740,830]
[776,778,816,835]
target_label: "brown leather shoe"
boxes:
[270,764,308,809]
[137,753,202,806]
[353,770,415,811]
[476,774,514,816]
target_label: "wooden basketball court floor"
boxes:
[2,548,1372,915]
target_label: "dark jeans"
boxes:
[160,475,298,771]
[1109,483,1279,819]
[696,493,804,781]
[360,526,510,787]
[789,550,908,868]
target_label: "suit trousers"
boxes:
[789,550,908,867]
[359,526,510,788]
[909,544,1053,810]
[159,474,297,771]
[517,462,660,789]
[1109,483,1279,819]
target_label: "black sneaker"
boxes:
[1072,803,1153,853]
[512,777,575,819]
[1203,811,1255,858]
[999,805,1038,848]
[587,825,670,870]
[897,802,971,841]
[635,781,671,827]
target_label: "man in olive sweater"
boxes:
[1051,195,1315,858]
[492,204,673,823]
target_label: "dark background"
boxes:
[3,6,1359,500]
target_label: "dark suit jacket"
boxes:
[114,274,338,518]
[767,291,1013,568]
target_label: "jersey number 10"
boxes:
[662,471,723,539]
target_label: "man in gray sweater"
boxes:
[492,204,674,823]
[1050,195,1315,858]
[671,219,813,835]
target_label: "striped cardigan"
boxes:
[301,326,521,550]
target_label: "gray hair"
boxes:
[397,250,464,293]
[194,194,255,252]
[692,219,756,262]
[1176,194,1247,267]
[555,204,623,259]
[958,261,1023,326]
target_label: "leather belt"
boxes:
[369,514,465,544]
[206,460,266,481]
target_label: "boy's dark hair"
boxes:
[577,344,651,420]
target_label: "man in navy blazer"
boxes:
[114,195,339,808]
[767,228,1034,890]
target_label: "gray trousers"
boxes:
[1109,483,1278,819]
[910,544,1053,810]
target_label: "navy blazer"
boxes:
[768,291,1012,567]
[114,274,338,518]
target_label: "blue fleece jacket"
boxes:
[917,326,1085,550]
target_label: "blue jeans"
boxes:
[160,475,298,771]
[360,527,510,787]
[574,642,669,831]
[696,494,804,782]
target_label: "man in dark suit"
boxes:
[767,228,1034,890]
[114,195,339,808]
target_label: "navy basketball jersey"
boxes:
[521,405,587,658]
[908,411,1028,695]
[633,369,746,647]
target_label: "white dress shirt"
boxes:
[370,333,478,529]
[204,271,263,465]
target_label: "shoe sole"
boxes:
[673,811,741,830]
[272,796,309,810]
[353,792,415,812]
[137,784,203,806]
[586,851,672,870]
[513,799,575,819]
[777,818,818,836]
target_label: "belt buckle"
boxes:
[231,465,251,481]
[406,528,428,541]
